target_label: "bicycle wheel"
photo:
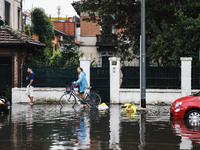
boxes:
[88,92,101,107]
[60,93,76,107]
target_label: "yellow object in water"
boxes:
[100,103,106,105]
[124,103,137,114]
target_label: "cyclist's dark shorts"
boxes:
[78,90,84,94]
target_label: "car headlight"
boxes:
[175,102,182,108]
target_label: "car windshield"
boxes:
[192,92,200,96]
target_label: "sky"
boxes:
[23,0,80,17]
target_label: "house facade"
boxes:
[0,28,45,88]
[80,12,118,67]
[52,17,80,51]
[0,0,45,90]
[0,0,22,31]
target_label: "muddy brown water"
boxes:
[0,104,200,150]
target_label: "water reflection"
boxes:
[171,119,200,150]
[0,104,200,149]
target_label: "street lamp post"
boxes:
[57,5,61,20]
[140,0,146,108]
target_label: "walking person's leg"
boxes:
[80,93,85,99]
[26,85,31,101]
[26,85,34,105]
[77,92,85,99]
[29,86,34,105]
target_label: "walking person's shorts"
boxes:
[26,85,34,96]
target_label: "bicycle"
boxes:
[59,84,101,107]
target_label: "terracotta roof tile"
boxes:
[0,28,46,47]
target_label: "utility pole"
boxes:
[140,0,146,108]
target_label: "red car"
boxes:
[170,92,200,120]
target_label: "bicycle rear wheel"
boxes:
[60,93,76,107]
[88,92,101,107]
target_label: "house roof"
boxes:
[0,28,46,47]
[54,28,74,38]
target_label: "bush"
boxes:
[0,85,12,101]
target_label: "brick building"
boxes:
[0,0,45,89]
[53,21,75,37]
[52,28,74,51]
[52,17,80,51]
[79,12,119,67]
[0,28,45,88]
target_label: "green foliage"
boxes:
[25,47,52,65]
[75,0,200,66]
[147,14,200,66]
[50,51,61,66]
[0,85,12,101]
[25,8,80,66]
[25,8,55,65]
[31,8,55,48]
[23,24,32,37]
[50,39,82,66]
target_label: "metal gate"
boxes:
[90,67,110,103]
[0,64,12,86]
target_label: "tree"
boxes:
[31,8,55,47]
[50,38,82,66]
[25,8,55,65]
[74,0,200,66]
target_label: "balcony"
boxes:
[96,34,118,47]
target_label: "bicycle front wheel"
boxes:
[88,92,101,107]
[60,93,76,107]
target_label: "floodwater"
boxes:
[0,104,200,150]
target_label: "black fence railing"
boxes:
[192,66,200,89]
[90,67,110,102]
[22,65,78,87]
[121,66,181,89]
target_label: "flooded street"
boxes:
[0,104,200,150]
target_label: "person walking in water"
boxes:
[26,68,35,105]
[73,67,88,102]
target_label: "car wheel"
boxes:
[185,110,200,127]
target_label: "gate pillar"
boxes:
[181,57,192,97]
[109,57,120,103]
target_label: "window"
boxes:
[18,8,21,30]
[100,16,114,35]
[5,1,10,26]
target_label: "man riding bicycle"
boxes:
[73,67,88,101]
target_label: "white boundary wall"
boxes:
[119,89,182,104]
[12,88,65,103]
[12,57,196,104]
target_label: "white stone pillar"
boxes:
[79,57,91,86]
[109,105,120,149]
[109,57,120,103]
[181,57,192,97]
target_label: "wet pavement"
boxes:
[0,104,200,150]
